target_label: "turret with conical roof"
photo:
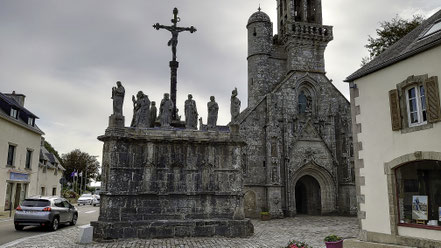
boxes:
[247,8,273,107]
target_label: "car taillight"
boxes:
[42,207,51,211]
[16,206,22,211]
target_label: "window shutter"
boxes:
[424,76,441,123]
[389,89,402,131]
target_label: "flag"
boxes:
[71,170,78,177]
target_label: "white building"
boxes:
[0,92,43,212]
[1,91,64,215]
[38,139,65,197]
[345,10,441,248]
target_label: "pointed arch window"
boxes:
[307,0,317,23]
[298,90,313,114]
[294,0,301,22]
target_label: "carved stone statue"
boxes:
[150,101,157,127]
[185,94,198,129]
[159,93,174,127]
[207,96,219,130]
[112,81,125,116]
[230,87,241,122]
[131,91,150,128]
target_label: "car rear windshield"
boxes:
[21,199,50,207]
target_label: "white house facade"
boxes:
[345,10,441,248]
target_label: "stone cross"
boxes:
[153,8,197,121]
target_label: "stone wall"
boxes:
[92,127,254,241]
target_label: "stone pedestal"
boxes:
[108,114,125,128]
[92,128,254,241]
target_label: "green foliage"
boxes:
[324,234,342,242]
[62,149,100,183]
[44,141,63,165]
[362,15,424,65]
[62,189,79,199]
[260,211,270,216]
[285,240,311,248]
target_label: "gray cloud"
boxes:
[1,0,439,161]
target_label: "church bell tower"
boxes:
[277,0,332,73]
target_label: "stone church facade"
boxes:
[235,0,356,218]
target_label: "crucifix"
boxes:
[153,8,197,121]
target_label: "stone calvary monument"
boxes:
[91,8,253,241]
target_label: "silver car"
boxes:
[14,196,78,231]
[77,193,94,205]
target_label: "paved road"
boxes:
[1,215,359,248]
[0,204,99,246]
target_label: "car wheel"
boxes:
[93,203,96,207]
[70,214,78,226]
[50,217,59,231]
[14,224,24,231]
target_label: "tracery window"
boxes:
[298,90,313,114]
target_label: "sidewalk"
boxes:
[0,211,14,220]
[1,215,358,248]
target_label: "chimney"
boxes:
[6,91,26,107]
[41,137,45,147]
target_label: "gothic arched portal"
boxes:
[295,175,321,215]
[291,162,336,215]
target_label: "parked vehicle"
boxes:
[77,193,94,205]
[92,194,100,207]
[14,196,78,231]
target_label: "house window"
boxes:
[389,75,441,131]
[27,117,34,126]
[40,187,46,196]
[10,108,18,119]
[7,145,16,166]
[421,19,441,39]
[25,150,32,169]
[406,85,427,126]
[395,160,441,229]
[52,187,57,196]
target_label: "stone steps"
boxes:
[344,239,417,248]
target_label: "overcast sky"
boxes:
[1,1,439,163]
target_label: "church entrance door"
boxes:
[295,175,321,215]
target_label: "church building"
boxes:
[235,0,356,218]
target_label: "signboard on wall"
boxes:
[9,172,29,181]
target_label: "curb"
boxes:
[0,224,88,248]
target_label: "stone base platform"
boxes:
[344,239,417,248]
[91,219,254,241]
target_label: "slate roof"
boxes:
[0,92,44,134]
[345,9,441,82]
[0,92,38,118]
[39,145,65,171]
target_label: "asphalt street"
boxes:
[0,204,99,246]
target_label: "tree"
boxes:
[362,15,424,65]
[62,149,100,185]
